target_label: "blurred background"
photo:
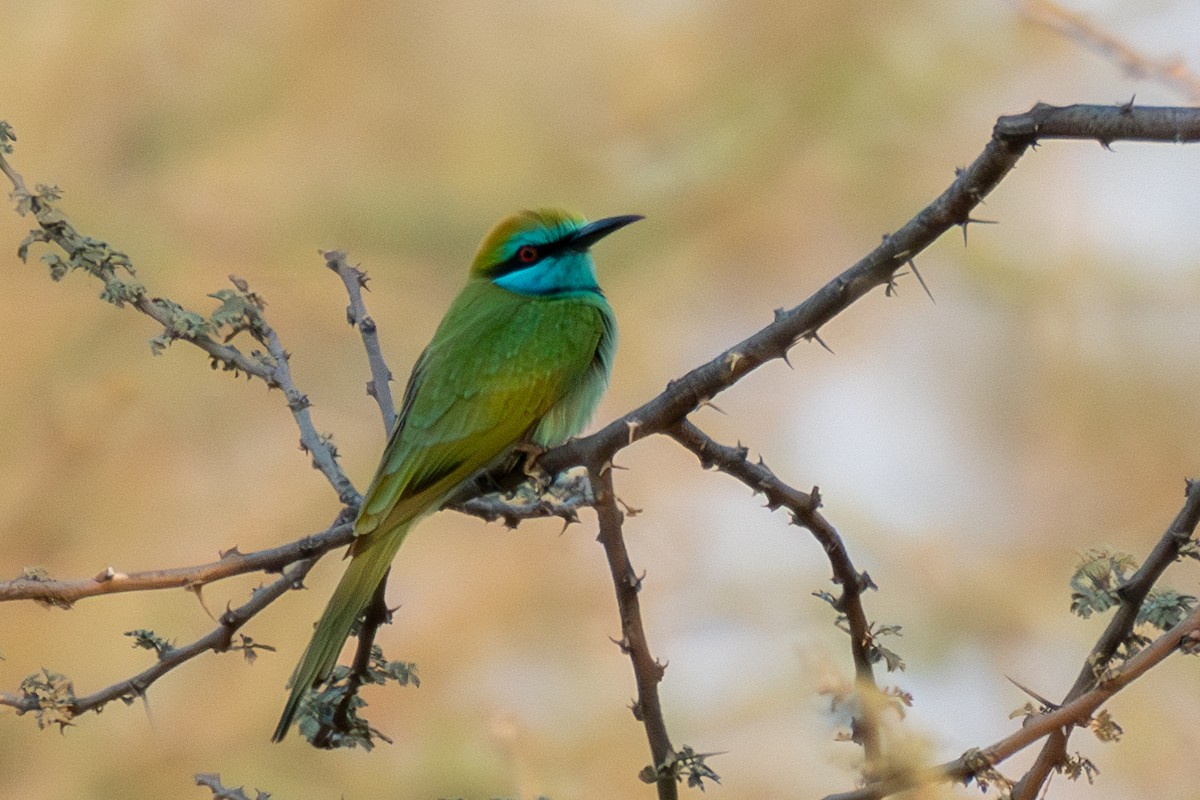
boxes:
[2,0,1200,797]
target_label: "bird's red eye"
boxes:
[517,245,538,263]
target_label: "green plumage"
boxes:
[273,209,635,742]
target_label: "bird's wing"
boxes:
[354,284,606,538]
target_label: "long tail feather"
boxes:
[272,521,412,742]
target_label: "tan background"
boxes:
[2,1,1200,798]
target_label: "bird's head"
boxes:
[471,208,642,296]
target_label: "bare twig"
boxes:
[667,420,883,760]
[0,553,323,718]
[590,466,677,800]
[0,519,354,606]
[1020,0,1200,101]
[323,249,396,432]
[256,295,360,506]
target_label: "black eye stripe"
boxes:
[489,236,571,278]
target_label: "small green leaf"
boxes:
[642,745,722,792]
[1088,708,1123,743]
[0,121,15,153]
[41,252,70,281]
[19,668,76,731]
[17,229,49,262]
[1061,752,1100,783]
[1070,548,1138,619]
[1138,588,1195,632]
[293,645,418,750]
[125,628,173,658]
[34,183,61,203]
[99,278,145,308]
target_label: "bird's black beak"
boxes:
[569,214,643,250]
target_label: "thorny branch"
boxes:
[3,103,1200,792]
[0,520,354,606]
[823,577,1200,800]
[536,103,1200,482]
[1,551,324,718]
[590,466,678,800]
[666,420,893,763]
[1009,478,1200,799]
[323,249,396,432]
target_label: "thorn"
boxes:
[1006,675,1059,711]
[617,496,643,517]
[780,349,793,369]
[805,330,834,354]
[859,571,878,592]
[1098,138,1114,151]
[773,307,788,322]
[959,217,998,246]
[94,566,118,582]
[218,546,243,559]
[629,568,645,592]
[908,259,935,303]
[1119,94,1136,113]
[625,419,641,445]
[724,351,743,372]
[610,635,632,654]
[192,584,217,621]
[698,398,726,415]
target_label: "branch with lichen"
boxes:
[0,133,356,506]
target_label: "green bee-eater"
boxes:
[272,208,641,742]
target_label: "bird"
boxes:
[272,208,641,742]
